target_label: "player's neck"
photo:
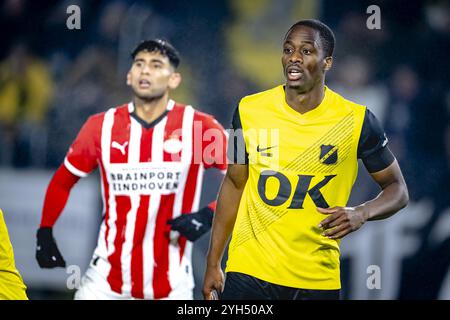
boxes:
[133,93,169,124]
[284,82,325,114]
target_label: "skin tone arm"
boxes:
[317,159,409,239]
[202,164,248,300]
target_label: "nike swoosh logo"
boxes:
[257,145,277,152]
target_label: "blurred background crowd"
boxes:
[0,0,449,299]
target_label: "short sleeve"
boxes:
[64,115,101,177]
[357,109,395,173]
[198,113,228,171]
[227,106,248,165]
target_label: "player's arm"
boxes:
[36,165,80,268]
[358,159,408,221]
[318,109,409,239]
[36,115,99,268]
[203,163,248,300]
[203,105,248,299]
[318,159,408,239]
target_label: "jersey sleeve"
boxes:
[64,115,101,177]
[357,108,395,173]
[227,106,249,165]
[40,165,80,227]
[199,113,228,171]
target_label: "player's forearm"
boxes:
[40,165,80,227]
[357,180,409,221]
[206,175,245,267]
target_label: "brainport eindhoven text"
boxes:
[109,170,181,193]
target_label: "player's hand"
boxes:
[317,206,368,239]
[202,265,224,300]
[36,227,66,268]
[167,206,214,242]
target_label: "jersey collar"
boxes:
[127,99,175,129]
[279,85,331,122]
[127,99,175,113]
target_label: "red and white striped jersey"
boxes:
[64,100,227,299]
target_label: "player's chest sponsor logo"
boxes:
[258,170,336,209]
[320,144,338,165]
[106,162,186,195]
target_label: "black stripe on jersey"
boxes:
[358,109,395,173]
[228,106,249,164]
[130,110,169,129]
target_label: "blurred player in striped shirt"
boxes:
[36,39,227,299]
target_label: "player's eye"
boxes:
[303,48,312,55]
[152,63,162,69]
[283,47,293,54]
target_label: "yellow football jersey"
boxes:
[0,209,28,300]
[226,85,388,290]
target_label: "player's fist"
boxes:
[167,206,214,241]
[36,227,66,268]
[203,265,224,300]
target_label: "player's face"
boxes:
[127,50,181,100]
[282,26,331,92]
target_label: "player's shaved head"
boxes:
[285,19,335,58]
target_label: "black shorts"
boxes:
[221,272,340,300]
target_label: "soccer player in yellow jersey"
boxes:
[0,209,28,300]
[203,19,409,300]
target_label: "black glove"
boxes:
[36,227,66,268]
[167,206,214,241]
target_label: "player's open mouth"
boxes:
[139,79,151,88]
[287,66,303,81]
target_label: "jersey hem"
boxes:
[225,266,341,290]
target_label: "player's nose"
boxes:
[141,64,151,75]
[289,50,303,64]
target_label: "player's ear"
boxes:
[168,72,182,90]
[323,56,333,71]
[126,71,131,86]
